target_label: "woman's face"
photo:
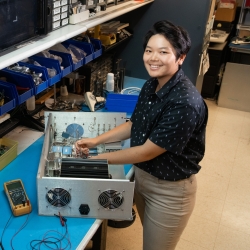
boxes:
[143,34,185,86]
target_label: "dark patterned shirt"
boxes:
[130,68,208,181]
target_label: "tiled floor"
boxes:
[104,100,250,250]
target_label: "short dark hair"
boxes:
[143,20,191,60]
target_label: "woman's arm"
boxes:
[92,138,167,165]
[75,120,132,152]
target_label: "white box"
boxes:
[61,5,68,13]
[52,21,61,30]
[53,7,61,15]
[53,14,61,22]
[69,10,89,24]
[53,0,61,8]
[61,18,69,26]
[60,0,68,6]
[61,12,68,19]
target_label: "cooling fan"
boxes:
[65,123,84,138]
[46,188,71,207]
[98,189,124,210]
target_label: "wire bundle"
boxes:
[0,213,71,250]
[30,221,71,250]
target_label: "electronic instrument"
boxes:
[37,111,134,221]
[4,179,32,216]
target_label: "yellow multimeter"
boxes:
[4,179,32,216]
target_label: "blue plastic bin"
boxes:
[49,50,73,77]
[0,69,34,105]
[17,62,49,94]
[105,93,139,113]
[62,39,94,70]
[29,55,62,86]
[0,81,16,115]
[90,38,102,59]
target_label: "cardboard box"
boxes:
[215,4,236,22]
[238,29,250,38]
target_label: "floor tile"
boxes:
[106,206,142,250]
[192,196,224,223]
[181,215,219,249]
[205,131,239,162]
[214,225,250,250]
[233,138,250,168]
[196,172,229,201]
[211,108,244,138]
[229,161,250,185]
[176,238,209,250]
[225,172,250,207]
[220,201,250,235]
[239,112,250,140]
[200,154,234,180]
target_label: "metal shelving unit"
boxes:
[237,0,250,32]
[0,0,154,70]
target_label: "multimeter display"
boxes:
[4,179,32,216]
[6,182,27,206]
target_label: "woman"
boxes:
[76,20,208,250]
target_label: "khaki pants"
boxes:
[134,167,197,250]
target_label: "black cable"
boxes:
[10,213,30,250]
[80,101,106,112]
[29,221,71,250]
[0,214,13,250]
[0,242,4,250]
[95,102,106,111]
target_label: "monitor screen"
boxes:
[0,0,38,52]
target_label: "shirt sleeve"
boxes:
[148,104,200,155]
[130,82,148,124]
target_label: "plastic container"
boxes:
[60,85,68,96]
[26,96,36,111]
[0,137,18,171]
[49,50,73,77]
[18,61,49,94]
[29,55,62,86]
[90,38,102,59]
[62,39,94,70]
[0,81,16,116]
[0,69,34,104]
[105,93,139,113]
[106,73,114,92]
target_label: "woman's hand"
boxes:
[75,138,98,155]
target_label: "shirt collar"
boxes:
[148,68,184,99]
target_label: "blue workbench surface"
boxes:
[0,136,96,250]
[0,76,143,249]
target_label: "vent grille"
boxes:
[46,188,71,207]
[98,189,124,210]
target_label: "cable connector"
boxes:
[54,213,67,226]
